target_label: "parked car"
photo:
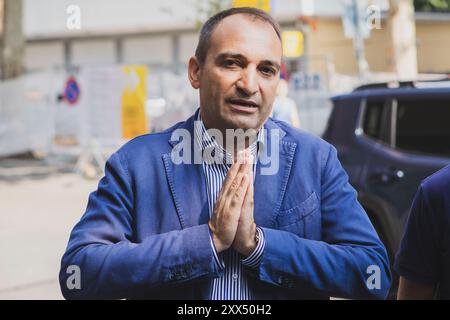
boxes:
[323,80,450,297]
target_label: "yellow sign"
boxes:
[121,66,149,140]
[232,0,271,12]
[282,31,304,58]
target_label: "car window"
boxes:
[396,99,450,157]
[363,100,387,142]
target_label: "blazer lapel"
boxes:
[163,112,210,229]
[254,119,297,228]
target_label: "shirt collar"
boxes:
[194,111,265,165]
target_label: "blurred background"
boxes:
[0,0,449,299]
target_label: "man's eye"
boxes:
[260,67,276,76]
[224,60,239,68]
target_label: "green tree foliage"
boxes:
[195,0,232,29]
[414,0,450,12]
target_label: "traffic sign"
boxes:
[232,0,271,12]
[342,0,371,39]
[64,76,81,106]
[282,31,304,58]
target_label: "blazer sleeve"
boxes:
[59,151,222,299]
[258,144,392,299]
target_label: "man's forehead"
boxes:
[208,14,282,62]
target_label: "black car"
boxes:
[323,80,450,296]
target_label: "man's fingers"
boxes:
[248,154,254,190]
[229,173,250,210]
[244,168,254,199]
[216,169,242,216]
[246,153,253,175]
[214,150,246,216]
[222,172,246,223]
[237,152,253,222]
[230,172,244,191]
[214,150,252,216]
[224,151,250,198]
[218,151,245,199]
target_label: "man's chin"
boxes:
[225,116,260,131]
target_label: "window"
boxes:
[363,100,387,142]
[396,99,450,157]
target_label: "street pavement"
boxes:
[0,158,98,299]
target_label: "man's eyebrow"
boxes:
[215,52,280,70]
[215,52,247,63]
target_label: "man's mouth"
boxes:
[226,99,259,114]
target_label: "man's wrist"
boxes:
[241,227,265,267]
[208,221,228,253]
[236,226,258,257]
[212,233,227,253]
[208,226,226,270]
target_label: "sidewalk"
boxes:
[0,159,98,300]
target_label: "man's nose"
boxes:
[236,66,258,96]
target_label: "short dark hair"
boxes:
[195,7,282,65]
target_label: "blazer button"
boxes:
[283,278,294,288]
[170,271,181,280]
[278,275,294,288]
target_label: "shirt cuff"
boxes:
[241,227,265,268]
[208,228,225,270]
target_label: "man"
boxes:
[396,165,450,299]
[59,7,390,299]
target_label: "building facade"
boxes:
[23,0,450,75]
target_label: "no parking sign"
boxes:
[64,76,81,106]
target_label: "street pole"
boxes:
[296,19,309,76]
[0,0,24,80]
[352,0,369,80]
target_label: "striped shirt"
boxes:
[194,112,266,300]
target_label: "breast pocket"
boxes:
[276,192,321,239]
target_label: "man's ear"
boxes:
[188,56,201,89]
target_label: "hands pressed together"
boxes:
[208,149,257,257]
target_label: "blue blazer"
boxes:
[60,109,391,299]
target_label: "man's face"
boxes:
[190,14,282,132]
